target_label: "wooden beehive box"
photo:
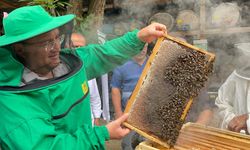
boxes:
[124,34,215,148]
[137,123,250,150]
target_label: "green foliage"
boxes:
[19,0,101,44]
[19,0,71,16]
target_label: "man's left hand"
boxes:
[94,118,100,126]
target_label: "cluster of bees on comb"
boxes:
[125,39,214,147]
[156,45,214,146]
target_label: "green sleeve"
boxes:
[76,30,145,80]
[1,118,109,150]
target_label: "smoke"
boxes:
[120,0,154,18]
[101,0,250,128]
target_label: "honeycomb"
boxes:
[124,36,215,148]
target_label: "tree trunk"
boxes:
[67,0,83,17]
[84,0,106,43]
[88,0,106,28]
[66,0,106,44]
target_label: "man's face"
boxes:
[17,29,61,73]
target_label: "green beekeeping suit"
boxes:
[0,5,144,150]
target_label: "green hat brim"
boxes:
[0,14,75,47]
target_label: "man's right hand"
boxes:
[106,113,131,140]
[228,114,248,133]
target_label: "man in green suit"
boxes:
[0,5,166,150]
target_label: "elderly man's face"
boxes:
[16,29,61,74]
[71,33,86,48]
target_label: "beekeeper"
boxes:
[215,43,250,134]
[0,5,166,149]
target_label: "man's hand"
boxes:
[228,114,248,133]
[94,118,100,126]
[106,113,131,139]
[137,22,167,43]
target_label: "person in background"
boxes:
[215,70,250,134]
[71,33,102,126]
[196,107,214,125]
[0,5,167,149]
[186,87,216,125]
[215,43,250,134]
[111,43,148,150]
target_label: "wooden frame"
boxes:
[124,34,215,148]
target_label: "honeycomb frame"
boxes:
[123,34,215,148]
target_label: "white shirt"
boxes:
[22,62,70,85]
[215,70,250,133]
[88,78,102,125]
[98,30,110,121]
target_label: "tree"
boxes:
[67,0,106,44]
[66,0,83,18]
[20,0,106,43]
[88,0,106,28]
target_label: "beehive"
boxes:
[124,34,215,148]
[136,123,250,150]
